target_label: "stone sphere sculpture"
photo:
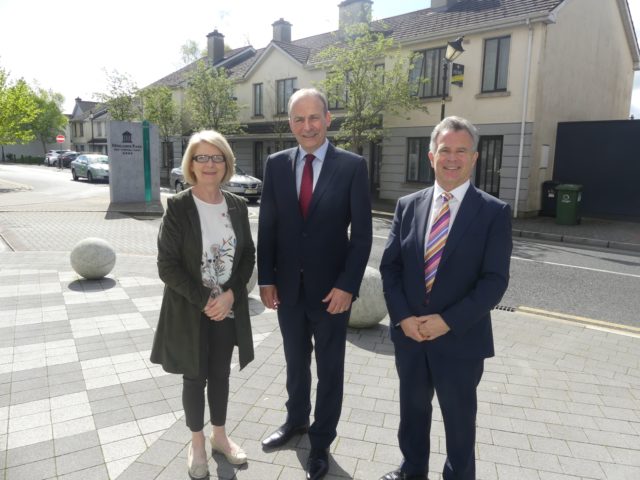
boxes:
[70,237,116,280]
[349,266,387,328]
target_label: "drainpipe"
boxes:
[514,18,533,218]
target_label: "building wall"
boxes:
[380,23,541,208]
[235,46,325,124]
[386,24,541,130]
[527,0,636,214]
[381,122,532,209]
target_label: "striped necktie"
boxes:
[424,192,453,297]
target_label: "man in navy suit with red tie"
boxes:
[379,116,512,480]
[258,88,372,480]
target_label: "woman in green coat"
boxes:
[151,130,255,479]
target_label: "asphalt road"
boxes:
[3,162,640,329]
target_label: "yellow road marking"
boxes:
[517,306,640,334]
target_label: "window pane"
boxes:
[497,37,510,90]
[425,48,444,97]
[420,138,432,183]
[406,137,431,183]
[483,39,498,91]
[409,52,425,96]
[407,139,420,181]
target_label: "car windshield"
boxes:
[87,156,108,164]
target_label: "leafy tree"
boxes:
[185,62,242,134]
[319,24,427,154]
[0,67,39,149]
[30,88,67,155]
[95,69,140,121]
[140,86,179,140]
[180,40,202,65]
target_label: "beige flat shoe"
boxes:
[210,434,248,465]
[187,443,209,479]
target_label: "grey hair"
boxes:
[430,116,479,153]
[287,88,329,116]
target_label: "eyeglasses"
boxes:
[192,154,225,164]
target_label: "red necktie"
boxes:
[299,154,314,218]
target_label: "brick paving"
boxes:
[0,183,639,479]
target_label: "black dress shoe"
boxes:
[379,470,428,480]
[261,422,309,449]
[306,448,329,480]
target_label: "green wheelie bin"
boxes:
[555,184,582,225]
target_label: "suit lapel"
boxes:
[287,147,299,199]
[440,185,482,265]
[306,144,339,219]
[414,187,433,262]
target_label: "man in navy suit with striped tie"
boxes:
[379,116,512,480]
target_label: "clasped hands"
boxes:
[400,314,450,342]
[203,289,234,321]
[259,285,352,314]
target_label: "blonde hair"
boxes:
[181,130,235,186]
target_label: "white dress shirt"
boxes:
[295,139,329,196]
[424,180,470,253]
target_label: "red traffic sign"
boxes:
[56,135,65,143]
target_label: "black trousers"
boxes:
[183,314,236,431]
[395,333,484,480]
[277,289,350,450]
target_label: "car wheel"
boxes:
[72,169,78,181]
[175,180,184,193]
[87,171,93,183]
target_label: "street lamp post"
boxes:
[440,36,465,120]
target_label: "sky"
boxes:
[0,0,639,116]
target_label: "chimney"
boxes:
[272,18,292,43]
[207,29,225,66]
[338,0,372,30]
[431,0,463,9]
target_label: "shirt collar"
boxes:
[298,139,329,163]
[433,180,470,204]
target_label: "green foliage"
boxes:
[318,24,427,154]
[141,86,179,139]
[31,88,68,155]
[95,69,141,121]
[180,40,202,65]
[185,62,242,135]
[0,66,39,145]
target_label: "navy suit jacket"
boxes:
[379,184,512,359]
[258,143,373,309]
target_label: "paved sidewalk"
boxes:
[0,182,639,479]
[1,249,639,480]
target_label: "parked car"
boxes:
[44,149,69,167]
[70,154,109,182]
[170,165,262,202]
[57,151,78,168]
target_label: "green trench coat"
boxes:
[150,189,256,378]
